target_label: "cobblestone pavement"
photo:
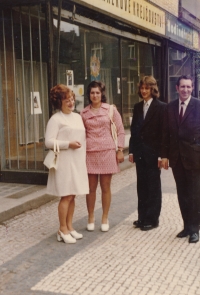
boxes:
[1,166,200,295]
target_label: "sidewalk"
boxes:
[0,155,132,224]
[1,163,200,295]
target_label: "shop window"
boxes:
[58,22,120,112]
[0,6,48,170]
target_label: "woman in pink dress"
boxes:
[81,81,125,232]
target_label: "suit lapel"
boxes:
[137,101,144,125]
[172,99,179,127]
[142,99,157,127]
[180,97,195,125]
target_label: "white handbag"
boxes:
[43,140,60,170]
[109,105,118,151]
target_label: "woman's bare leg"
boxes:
[58,195,73,234]
[100,174,112,224]
[87,174,98,223]
[66,196,75,231]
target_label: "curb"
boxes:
[0,194,57,224]
[0,156,133,224]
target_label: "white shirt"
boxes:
[179,96,191,117]
[143,98,153,118]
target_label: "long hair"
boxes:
[138,76,160,99]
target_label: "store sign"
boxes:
[193,30,199,50]
[166,14,193,47]
[149,0,178,17]
[76,0,165,35]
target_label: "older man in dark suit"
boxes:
[129,76,166,231]
[162,75,200,243]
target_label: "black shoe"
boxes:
[133,220,143,228]
[176,229,190,238]
[189,233,199,243]
[140,223,159,231]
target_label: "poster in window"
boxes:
[66,70,74,90]
[31,92,42,114]
[90,55,100,81]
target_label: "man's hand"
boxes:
[129,154,134,163]
[162,158,169,170]
[69,141,82,149]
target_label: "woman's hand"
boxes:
[69,141,82,149]
[116,150,124,163]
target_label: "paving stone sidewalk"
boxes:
[1,166,200,295]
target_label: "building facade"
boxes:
[0,0,199,184]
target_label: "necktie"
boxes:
[144,103,149,119]
[179,102,184,122]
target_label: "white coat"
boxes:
[45,111,89,197]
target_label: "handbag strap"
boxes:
[53,140,60,153]
[109,104,114,123]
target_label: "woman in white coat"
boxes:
[45,84,89,244]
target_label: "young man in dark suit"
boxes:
[162,75,200,243]
[129,76,166,231]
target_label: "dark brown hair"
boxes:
[86,81,107,104]
[50,84,75,110]
[176,75,194,87]
[138,76,160,99]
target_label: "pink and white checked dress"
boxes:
[81,103,125,174]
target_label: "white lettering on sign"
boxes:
[167,19,192,43]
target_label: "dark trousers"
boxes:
[172,156,200,234]
[135,157,162,225]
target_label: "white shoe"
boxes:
[57,230,76,243]
[87,223,95,231]
[70,230,83,240]
[101,221,109,232]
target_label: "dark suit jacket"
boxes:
[161,97,200,169]
[129,99,166,165]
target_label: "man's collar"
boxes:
[179,96,191,106]
[143,98,153,105]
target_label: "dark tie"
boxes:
[179,102,184,122]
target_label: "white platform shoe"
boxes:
[57,230,76,244]
[101,220,109,232]
[70,230,83,240]
[87,223,95,231]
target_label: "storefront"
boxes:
[0,0,166,183]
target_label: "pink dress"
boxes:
[80,103,125,174]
